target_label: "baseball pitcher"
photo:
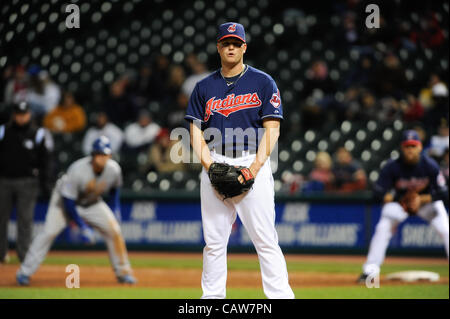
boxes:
[185,22,294,299]
[16,136,136,285]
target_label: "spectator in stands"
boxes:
[148,54,171,102]
[82,112,124,155]
[166,65,186,101]
[132,56,169,102]
[355,90,380,122]
[441,148,449,186]
[412,124,427,145]
[301,60,338,125]
[428,121,449,160]
[343,55,374,89]
[378,96,403,122]
[303,151,334,193]
[343,89,384,123]
[147,128,185,173]
[430,74,449,101]
[342,86,361,121]
[302,60,335,99]
[332,147,367,192]
[43,91,86,134]
[397,21,418,51]
[339,11,360,46]
[300,98,324,130]
[0,65,13,102]
[26,66,61,119]
[167,92,189,130]
[367,14,396,44]
[413,12,445,49]
[124,109,161,150]
[104,77,140,128]
[182,54,210,98]
[280,171,304,195]
[422,74,449,128]
[401,94,424,123]
[371,53,407,98]
[409,123,433,159]
[3,65,28,104]
[132,62,152,103]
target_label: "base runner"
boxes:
[16,136,136,286]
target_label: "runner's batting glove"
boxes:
[208,162,255,199]
[80,224,96,245]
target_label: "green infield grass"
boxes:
[1,285,448,299]
[1,254,448,299]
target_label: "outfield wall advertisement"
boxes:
[7,200,446,251]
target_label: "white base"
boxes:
[385,271,440,282]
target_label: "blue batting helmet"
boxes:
[91,136,112,155]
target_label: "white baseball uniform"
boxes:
[200,151,294,299]
[362,153,449,276]
[18,156,133,278]
[185,60,295,299]
[363,200,449,275]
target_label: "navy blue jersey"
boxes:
[332,160,363,187]
[185,65,283,152]
[374,154,448,202]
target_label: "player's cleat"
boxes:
[117,274,137,284]
[16,272,30,286]
[356,273,368,284]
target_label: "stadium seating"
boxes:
[1,0,448,192]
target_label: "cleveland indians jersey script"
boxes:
[374,154,448,200]
[58,156,123,207]
[185,65,283,152]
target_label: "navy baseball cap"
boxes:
[217,22,246,43]
[92,136,112,155]
[13,101,30,113]
[401,130,422,146]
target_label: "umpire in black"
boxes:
[0,101,53,263]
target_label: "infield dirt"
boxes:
[0,251,447,288]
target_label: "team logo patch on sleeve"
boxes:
[270,90,281,108]
[437,172,446,187]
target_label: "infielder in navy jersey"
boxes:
[358,130,449,283]
[185,22,294,299]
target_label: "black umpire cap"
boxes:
[13,101,30,113]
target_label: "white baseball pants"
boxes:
[200,152,294,299]
[363,200,449,275]
[19,189,133,278]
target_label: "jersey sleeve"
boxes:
[59,164,80,200]
[114,162,123,188]
[260,80,284,120]
[185,83,205,122]
[428,160,449,202]
[373,163,394,201]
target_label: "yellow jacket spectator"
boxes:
[43,91,86,133]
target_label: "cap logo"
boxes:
[227,24,236,32]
